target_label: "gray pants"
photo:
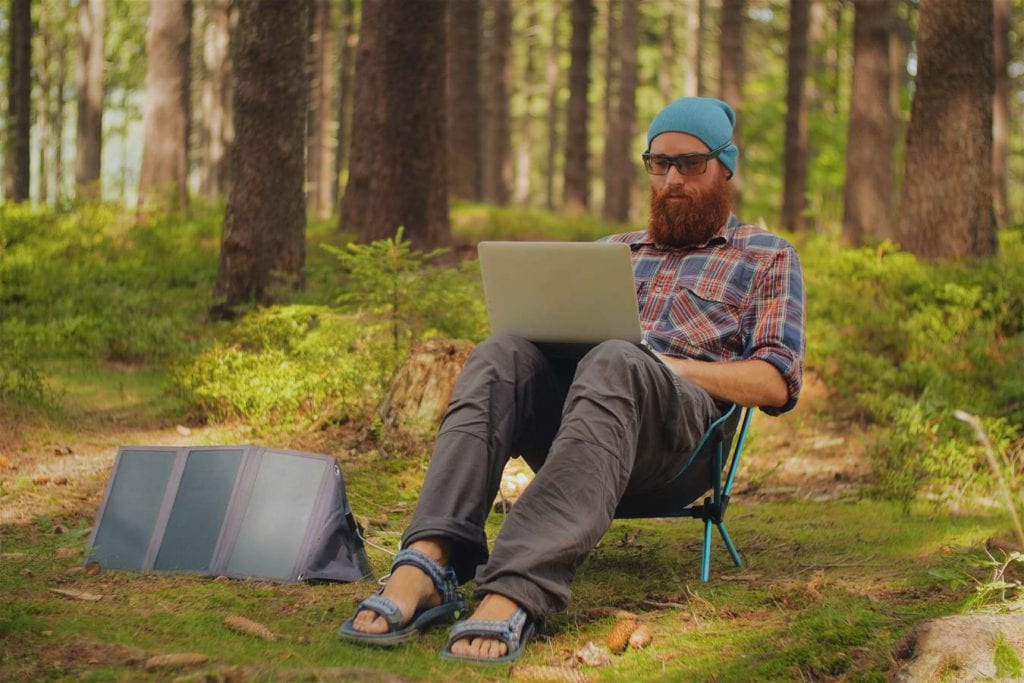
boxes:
[402,334,722,618]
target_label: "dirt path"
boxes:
[1,371,869,527]
[0,419,206,525]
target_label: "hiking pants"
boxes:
[401,334,722,618]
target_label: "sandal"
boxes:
[440,607,536,664]
[337,548,466,647]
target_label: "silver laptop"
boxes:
[477,241,643,346]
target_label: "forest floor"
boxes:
[0,361,1016,681]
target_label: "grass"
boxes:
[0,485,1013,680]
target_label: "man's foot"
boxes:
[448,593,523,659]
[349,540,451,635]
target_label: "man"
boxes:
[339,97,805,662]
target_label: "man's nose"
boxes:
[664,163,686,186]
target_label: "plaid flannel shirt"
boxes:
[602,215,806,414]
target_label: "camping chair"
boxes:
[614,403,754,582]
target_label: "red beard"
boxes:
[647,172,733,248]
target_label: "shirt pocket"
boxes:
[666,283,742,352]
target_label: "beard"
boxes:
[647,171,733,248]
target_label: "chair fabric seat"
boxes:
[615,405,741,518]
[613,403,752,581]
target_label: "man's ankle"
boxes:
[405,537,452,566]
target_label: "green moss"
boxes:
[994,632,1024,679]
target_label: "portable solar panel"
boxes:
[85,446,372,583]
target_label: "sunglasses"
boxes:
[641,141,731,177]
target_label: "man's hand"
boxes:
[657,355,789,409]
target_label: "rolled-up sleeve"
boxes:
[745,247,805,415]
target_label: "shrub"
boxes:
[322,227,488,351]
[0,202,218,365]
[802,227,1024,504]
[174,305,395,426]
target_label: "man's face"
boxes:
[647,131,733,248]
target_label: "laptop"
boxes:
[477,241,643,348]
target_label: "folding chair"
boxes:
[614,403,754,581]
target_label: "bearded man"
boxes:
[339,97,806,663]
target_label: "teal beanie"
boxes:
[646,97,739,176]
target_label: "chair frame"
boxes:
[618,403,755,582]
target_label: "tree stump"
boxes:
[380,339,474,433]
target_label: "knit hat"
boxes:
[646,97,739,176]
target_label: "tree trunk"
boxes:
[660,0,676,97]
[380,338,474,433]
[888,0,912,177]
[808,0,840,115]
[513,0,537,206]
[75,0,105,198]
[602,0,638,223]
[482,0,512,206]
[214,0,308,308]
[719,0,745,213]
[334,0,356,210]
[118,87,129,201]
[360,0,449,249]
[446,0,483,202]
[53,24,68,203]
[37,27,51,204]
[197,0,231,199]
[992,0,1010,226]
[842,0,894,246]
[544,1,562,211]
[601,0,619,217]
[8,0,32,202]
[306,0,334,220]
[562,0,593,214]
[684,0,704,97]
[138,0,192,213]
[781,0,810,232]
[339,0,384,235]
[896,0,996,259]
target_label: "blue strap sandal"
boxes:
[338,548,466,647]
[440,607,536,664]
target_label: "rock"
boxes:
[892,614,1024,682]
[573,641,611,667]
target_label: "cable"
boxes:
[354,522,398,586]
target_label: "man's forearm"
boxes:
[657,356,789,408]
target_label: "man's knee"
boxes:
[577,339,647,378]
[469,334,537,363]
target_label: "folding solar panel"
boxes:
[86,446,371,583]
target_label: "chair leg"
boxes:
[701,519,713,582]
[717,522,743,568]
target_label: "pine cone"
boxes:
[143,653,209,671]
[628,624,653,650]
[606,618,639,652]
[223,615,277,641]
[510,664,595,683]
